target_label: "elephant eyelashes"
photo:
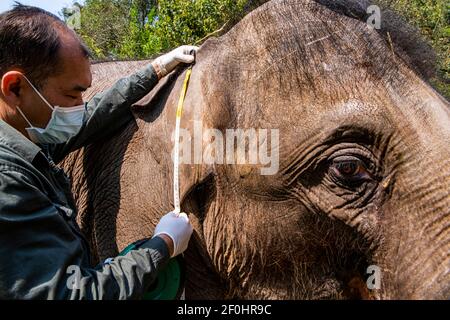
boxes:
[329,156,373,186]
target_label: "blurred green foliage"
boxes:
[382,0,449,98]
[72,0,248,59]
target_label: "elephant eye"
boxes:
[329,156,372,185]
[335,161,359,175]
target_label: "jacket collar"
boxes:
[0,119,42,163]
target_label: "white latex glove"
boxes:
[153,45,199,78]
[153,211,193,258]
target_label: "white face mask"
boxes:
[16,75,86,145]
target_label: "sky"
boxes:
[0,0,83,17]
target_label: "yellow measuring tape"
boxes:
[173,68,192,215]
[176,69,192,118]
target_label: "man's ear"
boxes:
[1,71,25,107]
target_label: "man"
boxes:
[0,4,196,299]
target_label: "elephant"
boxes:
[62,0,450,299]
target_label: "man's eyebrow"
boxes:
[72,84,91,92]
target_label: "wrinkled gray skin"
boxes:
[63,0,450,299]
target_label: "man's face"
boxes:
[19,32,92,129]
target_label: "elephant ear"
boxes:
[84,60,151,101]
[131,67,184,118]
[85,58,182,118]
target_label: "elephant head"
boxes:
[64,0,449,299]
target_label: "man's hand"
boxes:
[153,211,193,258]
[152,45,199,79]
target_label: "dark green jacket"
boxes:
[0,64,170,299]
